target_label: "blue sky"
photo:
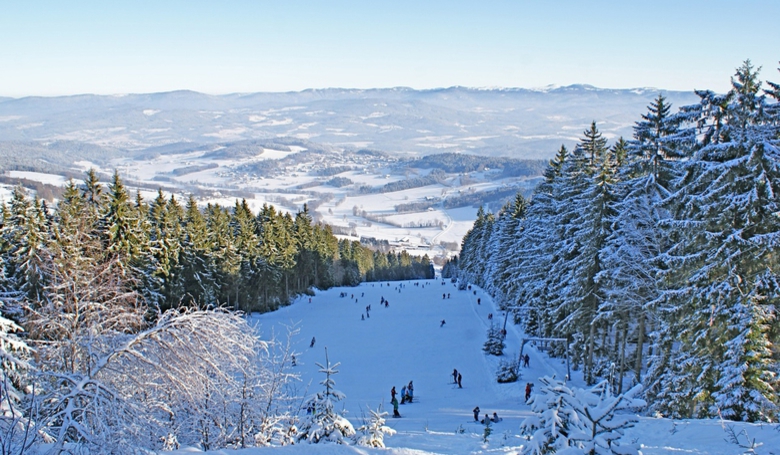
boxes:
[1,0,778,97]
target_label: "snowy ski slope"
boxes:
[172,279,780,454]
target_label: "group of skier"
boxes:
[390,381,414,417]
[472,406,501,424]
[452,368,463,388]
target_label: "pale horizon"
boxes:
[1,83,699,100]
[2,1,778,98]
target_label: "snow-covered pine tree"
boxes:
[233,199,260,312]
[486,193,527,304]
[520,376,576,455]
[0,293,30,387]
[356,406,396,447]
[459,206,494,287]
[146,191,185,310]
[654,61,780,421]
[0,295,41,455]
[1,187,49,301]
[483,322,506,356]
[441,255,460,280]
[178,195,218,307]
[102,170,145,266]
[598,96,684,392]
[507,146,568,338]
[520,376,645,455]
[545,123,619,383]
[496,356,520,383]
[297,347,355,444]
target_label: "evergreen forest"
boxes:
[448,61,780,423]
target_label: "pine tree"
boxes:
[102,171,144,265]
[598,99,686,394]
[546,123,618,384]
[483,322,506,356]
[355,406,395,448]
[655,61,780,421]
[487,193,527,304]
[507,146,568,338]
[178,195,217,307]
[297,348,355,444]
[520,376,644,455]
[146,191,185,310]
[1,187,49,301]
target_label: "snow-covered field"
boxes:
[1,146,526,258]
[170,280,780,454]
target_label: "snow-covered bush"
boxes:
[356,406,395,447]
[497,357,520,383]
[32,305,268,453]
[0,293,47,454]
[520,376,645,455]
[246,323,301,448]
[297,348,355,444]
[483,322,505,356]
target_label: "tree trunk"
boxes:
[586,322,596,384]
[634,314,645,383]
[618,316,628,394]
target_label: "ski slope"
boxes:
[173,279,780,454]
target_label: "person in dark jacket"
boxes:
[473,406,480,421]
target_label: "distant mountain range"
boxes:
[0,86,700,161]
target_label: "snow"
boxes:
[8,171,68,186]
[166,280,780,454]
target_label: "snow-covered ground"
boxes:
[170,280,780,454]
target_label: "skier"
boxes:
[391,386,397,400]
[392,396,401,417]
[491,412,501,423]
[401,385,407,404]
[447,293,450,298]
[407,381,414,403]
[525,382,534,402]
[440,319,446,327]
[310,337,316,348]
[488,313,492,320]
[481,413,490,424]
[457,373,462,388]
[473,406,480,421]
[452,368,458,384]
[443,293,446,299]
[523,354,530,367]
[477,298,481,305]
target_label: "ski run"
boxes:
[164,278,780,454]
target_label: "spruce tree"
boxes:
[655,61,780,421]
